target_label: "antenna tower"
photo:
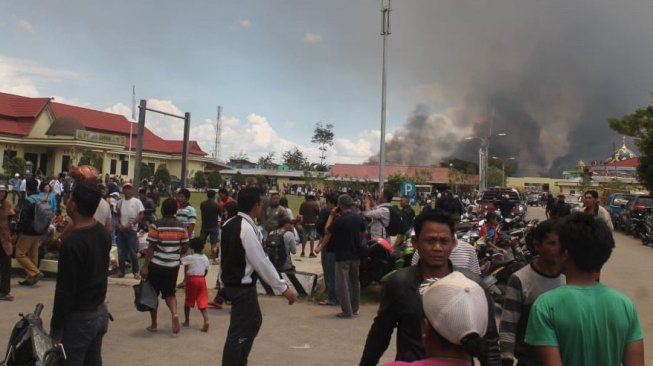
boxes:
[214,106,222,159]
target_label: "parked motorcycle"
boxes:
[359,238,395,288]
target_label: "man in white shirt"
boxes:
[114,182,144,279]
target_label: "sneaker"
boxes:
[336,312,353,319]
[353,310,360,316]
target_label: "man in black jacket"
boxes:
[360,209,501,366]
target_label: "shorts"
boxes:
[304,224,317,241]
[200,228,220,246]
[185,275,209,309]
[148,264,180,300]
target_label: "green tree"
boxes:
[78,150,103,171]
[257,152,276,169]
[486,165,504,187]
[282,146,309,170]
[311,122,335,168]
[5,156,26,177]
[609,106,653,191]
[412,169,433,184]
[386,172,407,196]
[232,171,245,185]
[229,152,249,162]
[207,171,223,188]
[140,163,153,180]
[154,164,171,184]
[194,170,207,188]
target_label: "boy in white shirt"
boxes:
[181,237,210,332]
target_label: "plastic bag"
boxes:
[133,280,158,312]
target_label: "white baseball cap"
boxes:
[14,173,19,177]
[0,184,6,191]
[421,271,488,345]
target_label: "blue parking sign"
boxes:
[400,181,416,198]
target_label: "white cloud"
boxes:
[104,102,133,120]
[239,19,251,28]
[303,32,322,44]
[19,19,34,34]
[0,55,84,97]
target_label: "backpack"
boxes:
[27,195,53,235]
[264,230,287,270]
[384,205,408,237]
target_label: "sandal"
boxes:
[0,293,15,301]
[146,326,158,332]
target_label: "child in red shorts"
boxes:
[181,238,210,331]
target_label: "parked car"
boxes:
[604,193,635,227]
[526,193,541,206]
[618,195,653,234]
[477,187,523,217]
[565,194,583,212]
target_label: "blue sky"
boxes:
[3,1,653,174]
[1,0,443,165]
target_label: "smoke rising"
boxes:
[370,1,653,175]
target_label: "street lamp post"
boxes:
[378,0,391,193]
[491,156,515,186]
[465,132,506,191]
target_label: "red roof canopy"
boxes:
[0,92,207,156]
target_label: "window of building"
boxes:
[120,160,129,175]
[61,155,71,172]
[2,149,17,169]
[110,159,117,175]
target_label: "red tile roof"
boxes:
[0,92,207,156]
[329,163,479,184]
[0,92,50,136]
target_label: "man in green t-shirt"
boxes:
[525,213,644,366]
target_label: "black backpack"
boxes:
[264,230,287,270]
[385,205,408,237]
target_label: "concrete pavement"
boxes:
[1,206,652,365]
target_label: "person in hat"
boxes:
[0,184,16,300]
[385,271,489,366]
[548,194,571,219]
[9,173,20,205]
[114,182,144,279]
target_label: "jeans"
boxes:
[61,304,109,366]
[222,286,262,366]
[325,252,337,304]
[335,259,360,316]
[117,230,138,275]
[0,248,10,295]
[111,213,117,245]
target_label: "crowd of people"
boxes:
[0,168,646,365]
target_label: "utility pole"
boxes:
[214,106,222,159]
[379,0,391,193]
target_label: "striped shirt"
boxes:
[499,263,565,364]
[147,217,189,268]
[176,203,196,238]
[410,237,481,275]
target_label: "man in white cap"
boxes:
[9,173,20,205]
[385,271,489,365]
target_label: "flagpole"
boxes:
[128,85,135,180]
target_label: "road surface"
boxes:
[0,206,651,365]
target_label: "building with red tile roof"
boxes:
[0,91,215,182]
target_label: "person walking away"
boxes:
[399,195,416,239]
[548,194,571,219]
[360,209,500,366]
[364,190,393,241]
[220,187,296,366]
[208,200,238,309]
[115,182,144,279]
[139,187,157,230]
[583,189,613,231]
[200,190,221,265]
[140,198,189,334]
[314,193,339,306]
[9,173,20,205]
[181,237,210,332]
[384,272,489,366]
[0,184,16,300]
[15,178,46,286]
[544,194,555,219]
[525,213,644,365]
[50,182,111,365]
[499,219,565,366]
[299,193,320,257]
[324,194,366,318]
[267,216,297,273]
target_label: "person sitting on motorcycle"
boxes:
[480,212,501,253]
